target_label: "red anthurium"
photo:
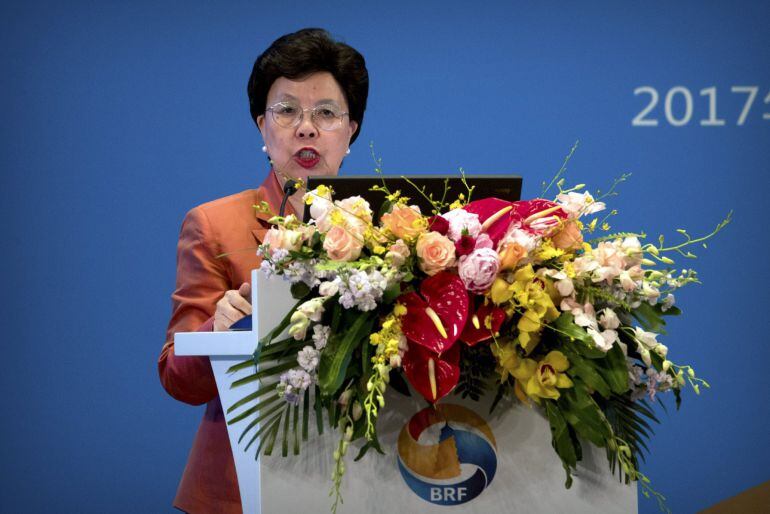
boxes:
[463,197,518,244]
[464,197,569,243]
[402,342,461,403]
[511,198,568,236]
[460,300,507,346]
[398,271,469,354]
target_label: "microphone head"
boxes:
[283,179,300,195]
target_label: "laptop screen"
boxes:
[304,175,523,223]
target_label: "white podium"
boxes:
[175,270,638,514]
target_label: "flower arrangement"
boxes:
[227,148,730,512]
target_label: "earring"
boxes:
[261,145,267,153]
[345,148,351,155]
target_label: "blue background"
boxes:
[2,1,768,512]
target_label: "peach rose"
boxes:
[551,220,583,251]
[381,205,426,241]
[323,225,363,262]
[416,231,456,275]
[498,241,527,270]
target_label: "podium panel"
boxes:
[176,272,638,514]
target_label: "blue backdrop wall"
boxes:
[1,1,768,513]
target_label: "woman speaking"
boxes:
[158,28,369,513]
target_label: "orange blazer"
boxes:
[158,170,294,514]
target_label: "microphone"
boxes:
[279,179,301,217]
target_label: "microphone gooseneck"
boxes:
[279,179,301,217]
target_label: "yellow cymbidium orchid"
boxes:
[507,265,560,354]
[512,350,574,402]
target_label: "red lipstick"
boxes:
[294,147,320,169]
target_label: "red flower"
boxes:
[398,271,469,403]
[463,197,568,243]
[460,300,506,346]
[454,234,476,257]
[402,343,461,403]
[398,272,469,354]
[426,215,449,236]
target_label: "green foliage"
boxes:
[454,343,496,401]
[598,394,660,483]
[317,310,376,396]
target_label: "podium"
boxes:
[175,270,638,513]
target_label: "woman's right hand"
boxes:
[214,282,252,331]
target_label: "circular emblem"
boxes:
[397,404,497,506]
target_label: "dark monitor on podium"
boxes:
[304,175,523,223]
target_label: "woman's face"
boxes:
[257,71,358,186]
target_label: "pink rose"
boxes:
[263,227,303,255]
[323,225,363,262]
[385,239,411,266]
[415,231,456,276]
[458,248,500,292]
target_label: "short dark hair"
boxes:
[247,28,369,144]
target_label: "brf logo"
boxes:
[397,404,497,506]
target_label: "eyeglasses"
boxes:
[266,101,349,131]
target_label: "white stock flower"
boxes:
[312,324,330,350]
[297,345,320,373]
[318,279,341,297]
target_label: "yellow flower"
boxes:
[490,277,514,304]
[370,304,407,366]
[533,240,565,262]
[512,351,573,401]
[509,265,559,353]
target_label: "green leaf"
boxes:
[558,386,611,447]
[377,199,393,222]
[599,344,631,394]
[262,415,283,456]
[318,311,376,396]
[354,437,385,462]
[562,350,611,398]
[631,302,678,335]
[252,411,284,457]
[314,385,324,435]
[544,400,578,469]
[242,403,285,449]
[552,312,593,344]
[281,403,291,457]
[290,281,311,300]
[227,394,281,425]
[293,403,300,456]
[382,282,401,304]
[227,384,278,414]
[231,360,297,388]
[330,303,342,333]
[302,389,310,442]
